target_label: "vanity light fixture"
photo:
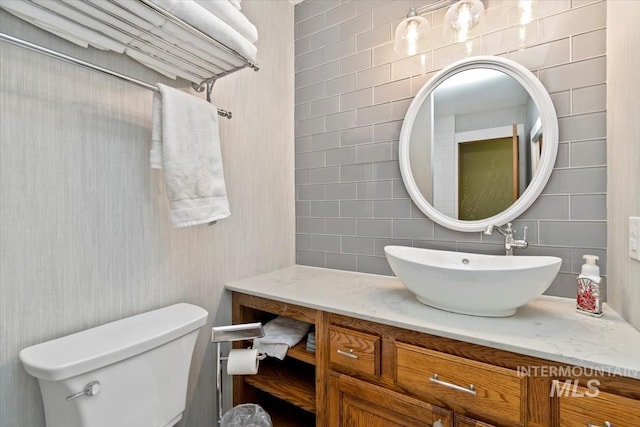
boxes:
[442,0,486,43]
[393,0,485,55]
[393,8,430,56]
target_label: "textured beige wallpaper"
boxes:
[0,0,294,425]
[607,1,640,331]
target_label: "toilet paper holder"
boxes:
[211,323,265,424]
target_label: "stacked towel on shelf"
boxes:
[194,0,257,43]
[0,0,258,85]
[151,84,230,227]
[149,0,257,62]
[252,317,312,360]
[0,1,126,52]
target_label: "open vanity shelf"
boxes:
[232,293,319,425]
[243,360,316,413]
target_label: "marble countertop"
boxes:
[226,265,640,380]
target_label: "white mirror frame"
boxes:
[399,56,558,232]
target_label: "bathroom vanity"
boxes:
[227,265,640,427]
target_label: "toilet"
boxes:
[19,303,208,427]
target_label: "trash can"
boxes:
[221,403,272,427]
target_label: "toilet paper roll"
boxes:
[226,349,260,375]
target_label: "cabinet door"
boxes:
[329,374,452,427]
[553,382,640,427]
[454,414,495,427]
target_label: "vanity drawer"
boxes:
[556,383,640,427]
[329,325,380,377]
[395,342,526,425]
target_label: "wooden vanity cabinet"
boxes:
[395,342,526,425]
[231,293,319,426]
[454,415,496,427]
[552,383,640,427]
[329,373,453,427]
[231,292,640,427]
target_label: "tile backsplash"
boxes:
[295,0,606,297]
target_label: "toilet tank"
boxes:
[19,303,208,427]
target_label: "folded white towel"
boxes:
[229,0,241,10]
[108,0,241,70]
[33,0,134,45]
[150,84,231,227]
[252,317,312,360]
[110,0,167,27]
[126,48,203,82]
[127,40,211,79]
[0,0,126,52]
[194,0,258,43]
[149,0,257,62]
[84,0,157,33]
[137,32,227,74]
[151,22,243,69]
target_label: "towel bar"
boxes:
[0,32,233,118]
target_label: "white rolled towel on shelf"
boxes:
[252,316,312,360]
[194,0,258,43]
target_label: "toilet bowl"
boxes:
[19,303,208,427]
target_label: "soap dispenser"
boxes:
[576,255,603,317]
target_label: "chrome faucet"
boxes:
[484,223,528,256]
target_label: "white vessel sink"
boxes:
[384,246,562,317]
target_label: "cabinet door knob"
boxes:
[588,423,613,427]
[432,419,443,427]
[337,348,359,359]
[429,373,477,396]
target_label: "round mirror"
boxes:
[399,56,558,232]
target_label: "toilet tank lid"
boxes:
[19,303,208,381]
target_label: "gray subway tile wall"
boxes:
[295,0,607,297]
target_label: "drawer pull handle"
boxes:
[337,349,359,359]
[429,373,477,396]
[588,423,613,427]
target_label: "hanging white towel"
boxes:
[252,317,311,360]
[229,0,241,10]
[150,84,230,227]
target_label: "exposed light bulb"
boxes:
[456,4,472,42]
[519,26,527,44]
[443,0,485,44]
[393,13,430,55]
[406,19,420,55]
[518,0,533,25]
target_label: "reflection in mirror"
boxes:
[399,56,558,232]
[408,68,541,221]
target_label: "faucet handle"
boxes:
[522,226,528,242]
